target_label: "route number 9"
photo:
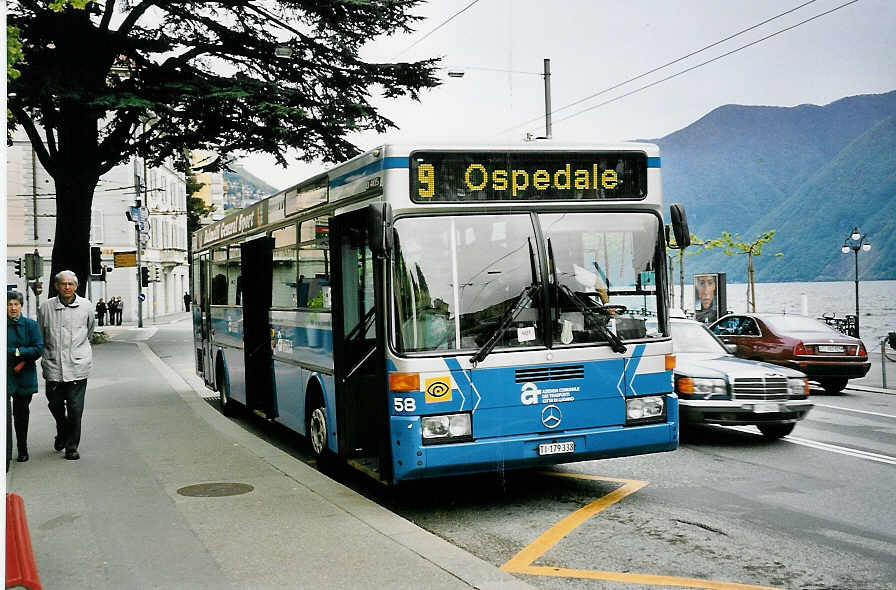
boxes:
[394,397,416,412]
[418,164,435,198]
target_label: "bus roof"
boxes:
[192,141,661,251]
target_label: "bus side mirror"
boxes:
[367,202,393,255]
[669,204,691,249]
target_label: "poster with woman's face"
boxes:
[694,274,718,324]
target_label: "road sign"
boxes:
[138,293,146,302]
[114,251,138,268]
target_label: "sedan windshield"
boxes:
[391,212,664,354]
[671,321,728,355]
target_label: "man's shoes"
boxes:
[16,451,29,462]
[54,436,65,451]
[64,449,80,461]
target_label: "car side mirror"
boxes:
[725,343,737,354]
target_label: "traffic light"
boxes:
[140,266,149,287]
[13,258,23,277]
[90,247,103,275]
[152,266,162,282]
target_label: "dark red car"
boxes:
[709,313,870,394]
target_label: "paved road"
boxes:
[152,317,896,590]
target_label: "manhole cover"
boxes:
[177,483,254,497]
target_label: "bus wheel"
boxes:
[309,404,328,457]
[217,364,239,417]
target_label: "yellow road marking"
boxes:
[500,472,781,590]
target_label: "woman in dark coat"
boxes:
[7,290,44,463]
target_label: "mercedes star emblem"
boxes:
[541,404,562,429]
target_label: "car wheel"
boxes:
[757,423,795,439]
[820,378,848,395]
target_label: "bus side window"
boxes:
[299,215,332,309]
[211,247,229,305]
[271,224,299,308]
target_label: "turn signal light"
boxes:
[665,354,676,370]
[794,343,813,355]
[389,372,420,392]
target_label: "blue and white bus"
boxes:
[191,143,691,484]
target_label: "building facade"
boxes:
[6,129,189,323]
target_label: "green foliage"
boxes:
[188,197,215,236]
[702,230,783,258]
[7,0,440,286]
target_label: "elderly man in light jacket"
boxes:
[38,270,95,461]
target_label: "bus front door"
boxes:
[241,236,277,418]
[199,254,215,388]
[330,208,390,481]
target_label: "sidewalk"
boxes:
[6,322,533,589]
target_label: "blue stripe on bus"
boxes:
[329,157,409,188]
[647,157,660,168]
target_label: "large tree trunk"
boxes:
[48,100,101,298]
[50,178,97,298]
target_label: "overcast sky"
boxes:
[241,0,896,190]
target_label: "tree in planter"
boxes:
[702,230,783,312]
[667,233,704,311]
[8,0,439,295]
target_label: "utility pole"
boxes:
[543,58,552,139]
[134,158,144,327]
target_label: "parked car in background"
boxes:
[670,317,812,439]
[709,313,870,394]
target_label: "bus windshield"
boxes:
[391,212,663,354]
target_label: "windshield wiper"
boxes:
[556,283,627,353]
[470,283,539,367]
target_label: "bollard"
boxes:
[882,339,887,390]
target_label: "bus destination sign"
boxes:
[410,151,648,202]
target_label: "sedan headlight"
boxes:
[625,395,666,425]
[676,376,728,398]
[788,377,809,397]
[421,413,472,445]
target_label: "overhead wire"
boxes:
[393,0,481,59]
[544,0,859,132]
[494,0,821,136]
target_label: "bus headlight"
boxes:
[421,413,472,444]
[625,396,666,425]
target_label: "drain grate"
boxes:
[177,482,254,497]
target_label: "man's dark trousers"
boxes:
[46,380,87,452]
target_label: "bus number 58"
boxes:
[394,397,416,412]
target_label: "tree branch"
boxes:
[99,0,116,30]
[97,110,141,175]
[12,106,58,177]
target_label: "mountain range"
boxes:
[649,90,896,282]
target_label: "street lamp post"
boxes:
[841,226,870,338]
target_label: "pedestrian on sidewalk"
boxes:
[7,290,44,464]
[115,296,124,325]
[183,292,191,312]
[95,298,108,326]
[108,296,120,326]
[38,270,95,461]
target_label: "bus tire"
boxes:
[306,390,331,465]
[217,361,239,417]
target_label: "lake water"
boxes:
[672,280,896,346]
